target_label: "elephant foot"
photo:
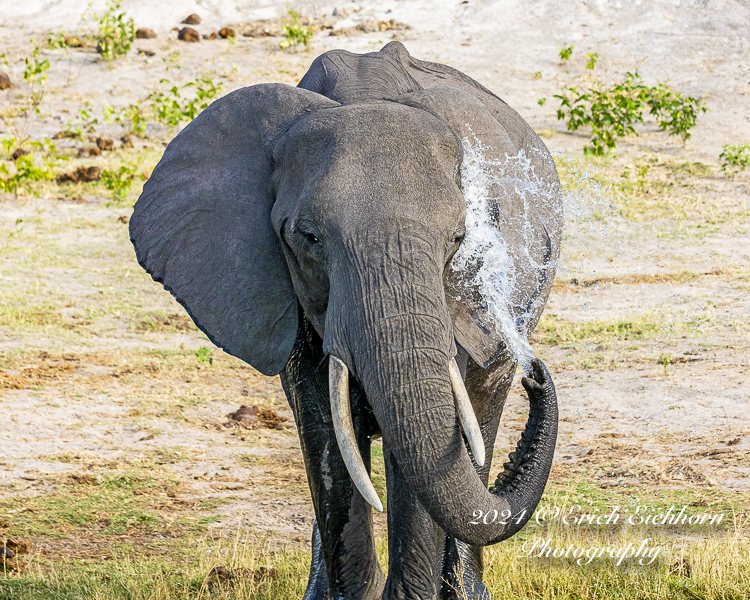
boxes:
[440,538,490,600]
[303,521,329,600]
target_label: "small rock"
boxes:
[0,557,23,573]
[207,566,275,590]
[137,48,156,57]
[80,146,102,157]
[57,165,102,184]
[6,538,31,555]
[11,148,30,161]
[117,215,129,224]
[0,547,15,560]
[208,565,232,584]
[227,404,258,424]
[0,71,10,90]
[226,404,289,430]
[136,28,157,39]
[96,137,114,151]
[203,32,218,40]
[252,567,277,581]
[70,473,95,485]
[670,556,691,578]
[241,20,281,38]
[0,518,10,528]
[178,27,200,42]
[121,134,134,147]
[329,27,356,37]
[52,130,79,139]
[218,27,236,39]
[64,35,87,48]
[182,14,201,25]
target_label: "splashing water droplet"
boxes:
[450,134,561,373]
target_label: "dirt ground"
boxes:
[1,0,749,569]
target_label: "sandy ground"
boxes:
[1,0,749,559]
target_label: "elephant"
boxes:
[130,41,562,600]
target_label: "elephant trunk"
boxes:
[324,246,558,546]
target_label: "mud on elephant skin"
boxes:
[130,41,561,600]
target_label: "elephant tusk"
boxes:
[449,357,486,468]
[329,355,384,512]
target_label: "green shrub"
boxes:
[559,45,574,60]
[586,52,599,70]
[46,31,69,50]
[719,143,750,174]
[554,72,707,155]
[104,100,148,137]
[62,102,100,138]
[101,163,137,202]
[23,41,50,113]
[69,71,223,140]
[0,138,66,197]
[90,0,135,61]
[100,73,222,136]
[147,74,223,129]
[195,346,213,365]
[279,10,313,50]
[647,82,708,142]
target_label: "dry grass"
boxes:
[3,484,748,599]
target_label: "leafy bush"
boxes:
[195,346,213,365]
[280,10,313,50]
[23,41,50,85]
[0,138,66,197]
[61,102,100,138]
[559,45,574,60]
[104,100,148,137]
[68,70,222,140]
[23,41,50,113]
[586,52,599,70]
[100,73,223,136]
[554,72,707,155]
[89,0,135,61]
[719,143,750,174]
[46,31,70,50]
[101,163,137,202]
[148,74,223,129]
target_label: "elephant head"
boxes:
[130,42,561,547]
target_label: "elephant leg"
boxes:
[281,316,385,600]
[303,520,329,600]
[382,442,446,600]
[439,353,517,600]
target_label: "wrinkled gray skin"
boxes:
[130,42,562,600]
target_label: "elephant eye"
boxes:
[302,232,320,244]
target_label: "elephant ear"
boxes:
[130,84,339,376]
[391,85,561,368]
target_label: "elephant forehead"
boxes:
[281,103,464,224]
